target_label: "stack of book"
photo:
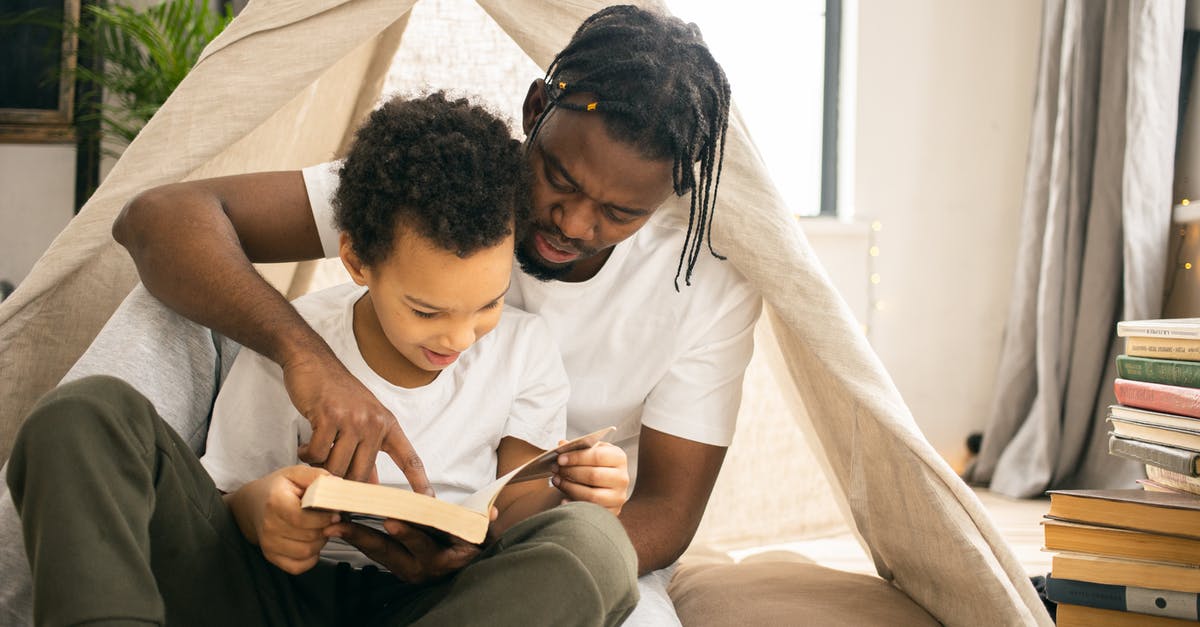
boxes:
[1040,318,1200,625]
[1043,490,1200,625]
[1111,318,1200,494]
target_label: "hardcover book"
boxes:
[1056,602,1199,626]
[1117,355,1200,389]
[1046,576,1200,621]
[1125,336,1200,362]
[1118,319,1200,339]
[1108,417,1200,454]
[1042,519,1200,566]
[301,427,615,544]
[1109,434,1200,476]
[1146,466,1200,496]
[1109,405,1200,433]
[1113,380,1200,419]
[1051,552,1200,594]
[1046,489,1200,540]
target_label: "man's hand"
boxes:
[552,441,630,515]
[327,519,480,583]
[227,465,339,575]
[285,352,433,495]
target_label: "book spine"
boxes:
[1108,435,1200,476]
[1127,337,1200,362]
[1046,577,1200,621]
[1118,322,1200,339]
[1114,379,1200,419]
[1147,465,1200,496]
[1118,355,1200,389]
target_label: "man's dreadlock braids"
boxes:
[528,5,732,290]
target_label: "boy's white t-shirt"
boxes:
[304,163,761,477]
[201,283,568,563]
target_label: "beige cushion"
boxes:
[669,561,941,627]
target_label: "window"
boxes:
[382,0,847,217]
[666,0,844,218]
[0,0,80,143]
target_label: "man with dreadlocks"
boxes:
[105,5,760,625]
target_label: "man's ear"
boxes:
[339,233,369,286]
[522,78,548,136]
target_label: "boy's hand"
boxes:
[552,441,630,515]
[327,519,480,583]
[285,351,434,496]
[228,465,340,575]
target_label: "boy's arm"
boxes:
[112,172,432,492]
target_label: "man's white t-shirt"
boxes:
[200,283,569,564]
[304,163,761,479]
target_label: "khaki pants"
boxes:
[7,376,638,627]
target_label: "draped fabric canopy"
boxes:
[0,1,1050,624]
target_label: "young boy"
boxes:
[7,93,638,626]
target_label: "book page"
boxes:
[458,426,615,514]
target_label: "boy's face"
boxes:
[342,226,513,372]
[519,81,676,282]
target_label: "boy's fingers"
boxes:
[557,442,624,468]
[280,506,339,531]
[554,480,624,513]
[280,464,330,489]
[555,465,625,489]
[265,536,326,561]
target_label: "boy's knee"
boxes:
[525,503,639,607]
[14,376,158,460]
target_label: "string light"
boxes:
[866,220,883,340]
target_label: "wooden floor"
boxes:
[726,488,1052,577]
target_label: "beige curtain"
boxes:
[0,1,1050,624]
[968,0,1183,497]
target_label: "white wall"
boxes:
[853,0,1041,458]
[0,144,77,291]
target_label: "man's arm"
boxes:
[112,172,432,492]
[619,427,727,575]
[114,172,324,370]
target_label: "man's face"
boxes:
[518,82,676,282]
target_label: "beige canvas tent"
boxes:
[0,0,1051,624]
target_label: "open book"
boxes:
[301,427,616,544]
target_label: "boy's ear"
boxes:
[522,79,548,136]
[339,233,369,286]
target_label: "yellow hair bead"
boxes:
[558,81,567,89]
[586,102,598,111]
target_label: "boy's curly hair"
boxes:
[334,91,527,265]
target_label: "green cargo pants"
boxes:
[7,376,639,627]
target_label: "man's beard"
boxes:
[516,239,576,282]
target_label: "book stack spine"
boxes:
[1111,349,1200,492]
[1048,319,1200,626]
